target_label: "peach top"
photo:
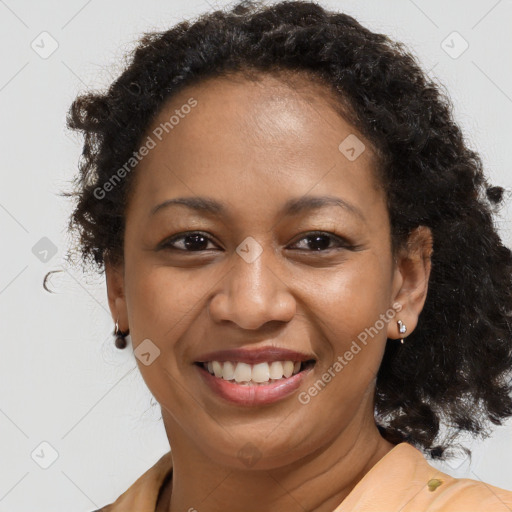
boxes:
[93,442,512,511]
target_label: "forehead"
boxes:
[148,70,363,152]
[127,71,383,221]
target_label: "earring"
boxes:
[114,318,129,349]
[397,320,407,344]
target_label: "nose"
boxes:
[208,247,296,330]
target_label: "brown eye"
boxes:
[289,232,354,252]
[158,230,355,254]
[159,232,219,252]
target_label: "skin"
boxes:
[105,71,433,512]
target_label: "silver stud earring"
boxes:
[397,320,407,344]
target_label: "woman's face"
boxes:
[106,72,430,469]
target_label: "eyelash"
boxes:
[158,231,356,253]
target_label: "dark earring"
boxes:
[114,319,129,349]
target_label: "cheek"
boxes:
[125,262,207,336]
[304,254,393,386]
[295,273,391,436]
[124,264,204,409]
[307,254,393,334]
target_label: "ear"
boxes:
[387,226,433,341]
[105,256,129,333]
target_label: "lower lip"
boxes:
[196,364,314,406]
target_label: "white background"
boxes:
[0,0,511,510]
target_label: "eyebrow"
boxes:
[150,195,365,221]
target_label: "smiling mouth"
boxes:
[194,359,316,386]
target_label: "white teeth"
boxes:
[223,361,236,380]
[202,360,304,384]
[269,361,284,379]
[212,361,223,378]
[234,362,252,383]
[283,361,294,378]
[252,362,270,383]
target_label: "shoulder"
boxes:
[90,451,174,512]
[415,475,512,511]
[335,442,512,512]
[394,444,512,511]
[402,473,512,512]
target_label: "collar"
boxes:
[98,442,512,511]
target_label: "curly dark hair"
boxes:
[52,0,512,460]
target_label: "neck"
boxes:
[157,405,395,512]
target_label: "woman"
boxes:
[56,0,512,510]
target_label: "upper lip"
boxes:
[195,346,316,365]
